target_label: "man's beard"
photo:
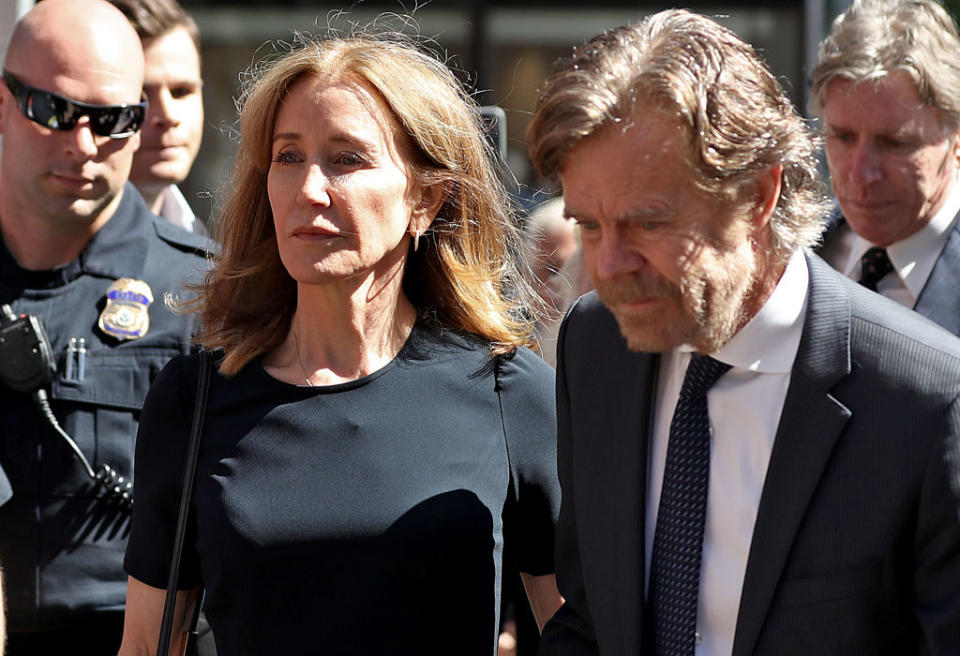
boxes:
[595,246,757,354]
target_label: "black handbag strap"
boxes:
[157,349,212,656]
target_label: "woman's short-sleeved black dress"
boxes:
[124,324,560,655]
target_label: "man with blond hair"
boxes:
[528,8,960,654]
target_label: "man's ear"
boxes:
[751,163,783,228]
[410,181,448,234]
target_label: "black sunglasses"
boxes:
[2,70,146,139]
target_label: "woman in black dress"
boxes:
[117,32,562,656]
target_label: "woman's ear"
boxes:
[410,181,448,234]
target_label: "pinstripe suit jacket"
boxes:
[539,253,960,655]
[818,208,960,335]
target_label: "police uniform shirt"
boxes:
[0,182,209,633]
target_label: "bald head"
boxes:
[0,0,148,269]
[6,0,144,104]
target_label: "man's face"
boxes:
[0,61,142,226]
[560,111,765,353]
[132,26,203,192]
[532,220,579,312]
[822,72,960,247]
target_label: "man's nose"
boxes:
[150,89,179,127]
[64,117,99,159]
[850,140,882,187]
[591,231,644,281]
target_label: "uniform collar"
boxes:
[0,183,151,289]
[80,183,152,279]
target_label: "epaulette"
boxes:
[152,216,215,257]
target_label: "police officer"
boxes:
[0,1,209,653]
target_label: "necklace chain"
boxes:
[293,330,313,387]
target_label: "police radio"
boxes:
[0,304,133,506]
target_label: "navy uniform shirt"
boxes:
[0,183,210,632]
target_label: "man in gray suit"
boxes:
[527,8,960,655]
[814,0,960,332]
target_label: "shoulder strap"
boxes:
[152,206,214,256]
[157,349,212,656]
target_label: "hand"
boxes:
[497,620,518,656]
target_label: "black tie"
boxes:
[648,354,731,656]
[857,247,893,291]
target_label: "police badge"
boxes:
[98,278,153,340]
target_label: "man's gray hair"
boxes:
[527,9,829,263]
[811,0,960,131]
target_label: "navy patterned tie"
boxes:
[857,247,893,291]
[648,354,731,656]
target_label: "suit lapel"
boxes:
[583,346,657,654]
[731,254,853,656]
[914,220,960,334]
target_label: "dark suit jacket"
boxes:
[540,253,960,655]
[819,208,960,334]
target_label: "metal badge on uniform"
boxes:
[98,278,153,341]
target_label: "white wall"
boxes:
[0,0,33,67]
[0,0,34,160]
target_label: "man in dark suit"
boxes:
[527,8,960,655]
[813,0,960,333]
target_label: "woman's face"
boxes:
[267,75,422,286]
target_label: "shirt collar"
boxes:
[681,249,808,374]
[844,176,960,300]
[159,184,198,232]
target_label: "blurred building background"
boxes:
[179,0,840,222]
[4,0,960,223]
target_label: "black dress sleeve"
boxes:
[123,353,203,590]
[497,347,560,576]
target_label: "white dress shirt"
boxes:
[644,249,809,656]
[832,178,960,308]
[158,184,202,233]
